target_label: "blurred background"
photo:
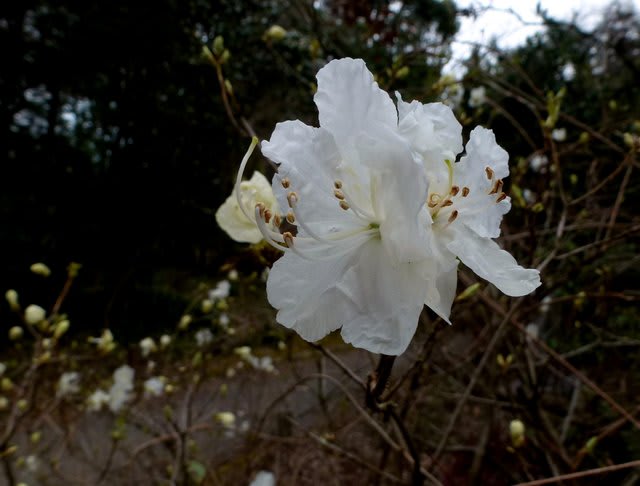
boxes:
[0,0,639,485]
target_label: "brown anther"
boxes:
[450,185,460,196]
[281,177,290,189]
[264,209,272,224]
[287,191,298,207]
[255,202,266,218]
[462,187,470,197]
[334,189,345,200]
[496,192,508,203]
[489,179,503,195]
[339,201,350,210]
[485,167,494,180]
[282,231,294,247]
[448,210,459,223]
[286,210,295,224]
[442,199,453,207]
[334,180,343,189]
[273,214,282,227]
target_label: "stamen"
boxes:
[334,189,345,200]
[282,231,294,248]
[496,192,508,203]
[448,210,459,223]
[485,167,494,180]
[334,180,343,189]
[264,209,272,224]
[489,179,503,195]
[286,210,295,224]
[450,185,460,196]
[287,191,298,207]
[255,202,266,218]
[254,206,288,252]
[273,214,282,227]
[339,201,350,210]
[442,199,453,207]
[281,177,290,189]
[462,187,470,197]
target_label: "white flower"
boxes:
[209,280,231,300]
[238,58,540,355]
[25,455,39,473]
[468,86,486,108]
[522,189,536,204]
[195,328,214,347]
[215,411,236,428]
[561,63,576,82]
[216,171,279,244]
[24,304,46,325]
[108,365,135,412]
[219,313,230,327]
[228,269,239,281]
[530,154,549,173]
[143,377,165,397]
[87,389,110,412]
[160,334,172,348]
[249,471,276,486]
[139,337,157,357]
[89,329,116,353]
[56,371,80,398]
[551,128,566,142]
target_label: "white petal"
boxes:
[339,240,427,355]
[396,93,463,170]
[266,233,371,342]
[354,125,430,263]
[447,231,540,297]
[261,120,362,236]
[423,247,458,323]
[314,58,397,159]
[456,126,509,182]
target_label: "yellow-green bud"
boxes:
[5,290,19,311]
[53,320,70,339]
[201,299,214,314]
[178,314,192,330]
[24,305,46,326]
[30,431,42,444]
[509,419,526,448]
[224,79,233,96]
[214,411,235,427]
[212,36,224,56]
[17,399,28,412]
[395,66,410,80]
[264,25,287,43]
[30,263,51,277]
[1,378,14,392]
[0,396,9,411]
[9,326,23,341]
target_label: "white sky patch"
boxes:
[444,0,639,74]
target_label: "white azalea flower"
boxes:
[529,154,549,173]
[209,280,231,300]
[143,377,165,397]
[468,86,486,108]
[216,171,279,244]
[56,371,80,398]
[139,337,157,357]
[551,128,566,142]
[249,471,276,486]
[195,328,214,347]
[87,389,110,412]
[235,58,539,355]
[108,365,135,412]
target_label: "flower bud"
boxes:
[212,35,224,56]
[53,320,70,339]
[1,377,14,392]
[0,396,9,411]
[160,334,171,348]
[24,305,46,325]
[5,290,19,311]
[215,411,236,428]
[30,263,51,277]
[509,419,526,448]
[264,25,287,43]
[201,299,214,314]
[17,399,28,412]
[9,326,23,340]
[178,314,193,330]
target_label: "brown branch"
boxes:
[514,460,640,486]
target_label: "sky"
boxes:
[444,0,640,73]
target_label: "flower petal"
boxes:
[339,240,427,355]
[423,247,458,323]
[261,120,363,236]
[314,58,397,159]
[447,231,540,297]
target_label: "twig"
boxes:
[514,460,640,486]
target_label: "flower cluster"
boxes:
[221,58,541,355]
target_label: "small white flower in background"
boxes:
[209,280,231,301]
[529,154,549,173]
[143,377,165,398]
[56,371,80,398]
[232,58,540,355]
[228,269,239,281]
[139,337,157,357]
[87,389,110,412]
[195,329,214,347]
[160,334,172,348]
[216,171,279,244]
[30,262,51,277]
[561,62,576,82]
[249,471,276,486]
[540,295,552,314]
[522,189,536,204]
[25,455,39,473]
[5,289,19,310]
[234,346,277,373]
[219,313,230,328]
[215,411,236,428]
[234,346,252,359]
[89,329,116,353]
[468,86,486,108]
[108,365,135,412]
[551,128,567,142]
[525,323,540,340]
[24,304,46,325]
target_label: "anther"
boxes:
[485,167,494,180]
[287,191,298,207]
[489,179,503,195]
[334,189,345,200]
[496,192,508,203]
[450,185,460,196]
[442,199,453,207]
[264,209,272,224]
[273,214,282,227]
[334,180,343,189]
[462,187,470,197]
[282,231,294,247]
[339,201,350,210]
[281,177,290,189]
[255,202,266,218]
[448,210,459,223]
[286,210,295,224]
